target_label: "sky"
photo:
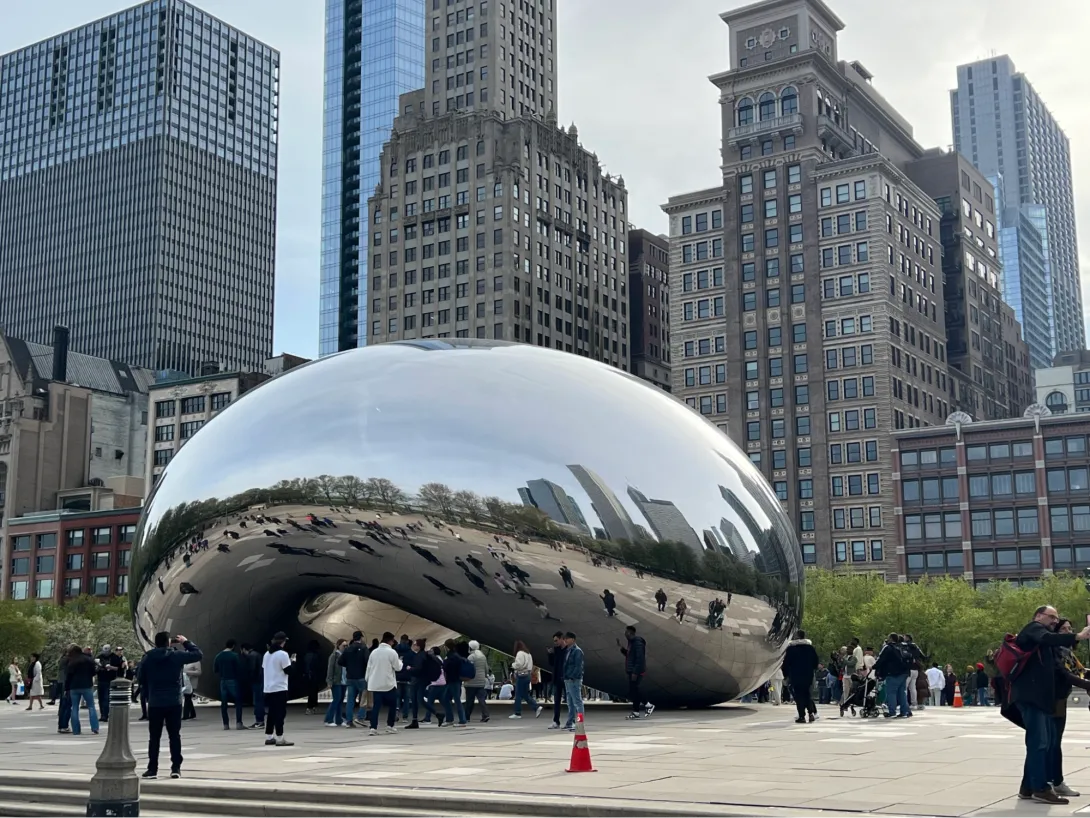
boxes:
[3,0,1089,359]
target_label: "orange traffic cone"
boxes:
[953,682,963,708]
[565,713,597,773]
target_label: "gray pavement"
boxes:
[2,697,1088,815]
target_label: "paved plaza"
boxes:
[5,698,1090,815]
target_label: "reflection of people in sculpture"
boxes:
[348,539,380,556]
[528,595,559,621]
[179,582,200,595]
[411,544,443,566]
[462,570,489,594]
[601,589,617,617]
[157,578,165,594]
[465,554,487,576]
[423,574,461,596]
[501,560,530,585]
[217,543,231,553]
[558,565,574,588]
[492,573,517,594]
[675,598,688,623]
[654,588,667,612]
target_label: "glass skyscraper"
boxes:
[318,0,424,355]
[952,55,1084,362]
[0,0,279,374]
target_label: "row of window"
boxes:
[831,473,881,497]
[743,354,809,381]
[833,540,885,564]
[740,165,803,195]
[742,252,804,279]
[681,268,723,292]
[899,435,1090,468]
[748,416,813,441]
[154,393,231,418]
[682,335,725,358]
[822,272,871,299]
[10,525,135,551]
[740,284,806,311]
[680,238,724,262]
[744,323,807,349]
[832,506,883,530]
[826,376,876,402]
[830,439,880,464]
[680,210,722,235]
[828,407,878,433]
[8,574,125,600]
[9,549,126,575]
[825,344,875,370]
[819,181,867,207]
[745,385,810,410]
[740,224,802,250]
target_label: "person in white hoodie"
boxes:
[365,632,403,736]
[769,665,784,706]
[509,640,543,718]
[924,662,945,707]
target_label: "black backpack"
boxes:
[422,654,442,684]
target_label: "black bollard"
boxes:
[87,678,140,816]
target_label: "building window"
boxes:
[91,552,111,571]
[91,528,111,546]
[154,425,175,442]
[180,396,206,415]
[65,578,83,598]
[37,533,56,550]
[211,392,232,411]
[66,553,83,571]
[91,576,110,596]
[155,400,176,418]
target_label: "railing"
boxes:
[727,112,803,144]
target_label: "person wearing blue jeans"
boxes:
[325,640,348,726]
[64,646,100,736]
[345,678,367,726]
[561,632,585,730]
[884,673,910,717]
[213,640,246,730]
[441,680,467,726]
[509,641,542,719]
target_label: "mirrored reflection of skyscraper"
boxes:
[318,0,424,355]
[720,517,756,566]
[521,478,590,536]
[627,487,702,550]
[567,465,638,543]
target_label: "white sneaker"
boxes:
[384,726,397,734]
[645,703,655,717]
[368,728,378,736]
[325,722,338,728]
[548,723,561,729]
[508,714,522,719]
[534,706,543,718]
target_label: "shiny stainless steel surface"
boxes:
[130,340,803,706]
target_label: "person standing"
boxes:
[1007,605,1090,804]
[324,639,348,727]
[395,635,414,721]
[925,663,945,707]
[338,631,370,728]
[241,643,264,729]
[872,633,910,718]
[6,657,22,705]
[508,641,542,719]
[619,625,652,720]
[781,629,819,724]
[463,640,490,723]
[138,632,202,779]
[561,632,584,731]
[65,645,99,736]
[213,640,247,730]
[181,648,201,720]
[365,632,403,736]
[654,589,667,612]
[262,632,294,747]
[404,639,435,729]
[440,642,470,727]
[546,632,567,729]
[95,645,121,722]
[302,641,323,716]
[56,647,74,733]
[974,663,990,706]
[769,664,784,706]
[25,653,44,710]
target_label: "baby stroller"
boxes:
[840,672,881,718]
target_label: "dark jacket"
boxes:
[872,641,908,679]
[213,649,242,682]
[781,638,820,685]
[97,652,123,684]
[621,635,647,675]
[241,649,262,686]
[548,644,568,685]
[58,655,71,692]
[66,653,97,690]
[442,655,467,686]
[395,642,414,683]
[1009,621,1076,713]
[338,642,369,680]
[563,644,585,680]
[302,650,323,683]
[137,642,203,708]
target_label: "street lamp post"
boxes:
[87,678,140,816]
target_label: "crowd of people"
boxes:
[764,604,1090,806]
[5,622,655,780]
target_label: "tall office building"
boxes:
[628,228,671,391]
[952,56,1084,362]
[904,149,1034,420]
[666,0,958,576]
[626,487,701,550]
[364,0,631,372]
[319,0,425,355]
[0,0,279,374]
[568,465,638,543]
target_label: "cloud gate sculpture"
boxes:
[131,341,803,707]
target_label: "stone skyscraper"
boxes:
[318,0,425,354]
[952,56,1084,363]
[364,0,631,372]
[0,0,278,375]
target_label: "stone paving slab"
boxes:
[3,698,1090,815]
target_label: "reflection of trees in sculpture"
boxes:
[135,472,793,612]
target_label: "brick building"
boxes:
[892,410,1090,585]
[6,506,138,602]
